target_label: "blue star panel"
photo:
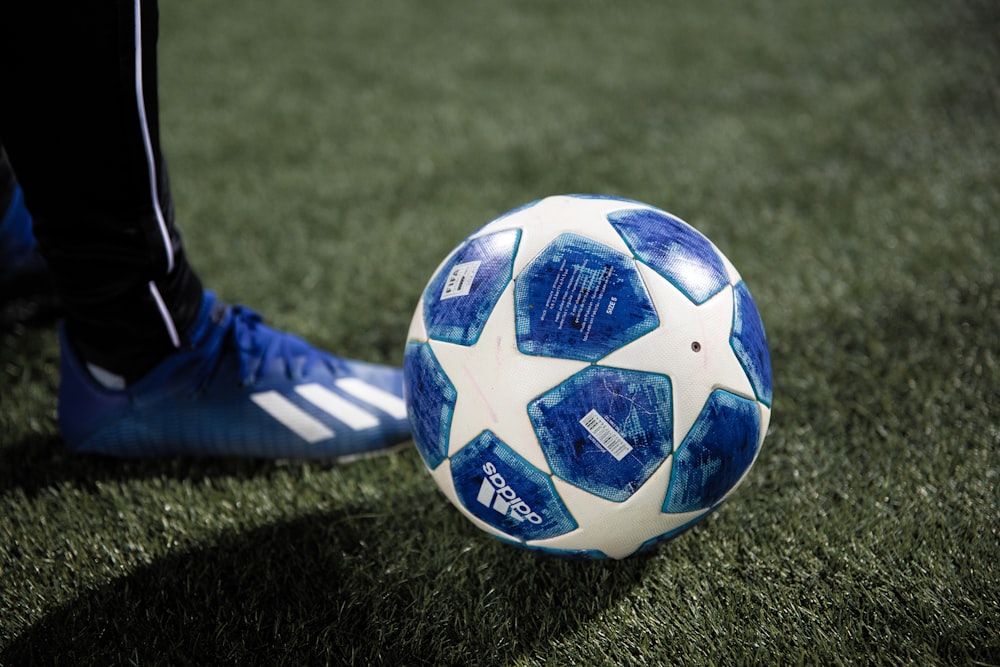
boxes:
[450,430,578,541]
[423,229,521,346]
[730,280,773,407]
[403,342,456,470]
[528,366,673,502]
[663,390,761,513]
[608,207,729,305]
[515,233,659,361]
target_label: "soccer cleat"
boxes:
[58,290,412,459]
[0,183,50,300]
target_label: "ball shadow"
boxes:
[2,496,652,666]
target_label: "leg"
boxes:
[0,0,202,382]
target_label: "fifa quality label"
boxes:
[440,260,481,300]
[423,229,520,346]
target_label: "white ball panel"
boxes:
[431,287,587,472]
[471,196,642,277]
[600,266,754,443]
[533,459,708,559]
[718,246,743,286]
[406,296,428,343]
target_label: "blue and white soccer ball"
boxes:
[404,195,772,559]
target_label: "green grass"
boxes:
[2,0,998,664]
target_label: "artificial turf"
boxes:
[2,0,998,664]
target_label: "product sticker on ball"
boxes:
[422,229,520,346]
[440,260,481,300]
[579,409,634,461]
[528,366,673,503]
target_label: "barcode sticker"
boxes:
[580,409,633,461]
[440,260,482,300]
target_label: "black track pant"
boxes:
[0,0,203,380]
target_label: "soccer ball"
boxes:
[403,195,772,559]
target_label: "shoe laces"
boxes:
[229,305,340,386]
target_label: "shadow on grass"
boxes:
[0,434,303,500]
[1,501,651,666]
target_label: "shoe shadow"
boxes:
[1,493,652,666]
[0,434,309,499]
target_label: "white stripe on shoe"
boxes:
[250,391,335,443]
[251,380,405,443]
[295,383,380,430]
[336,378,408,420]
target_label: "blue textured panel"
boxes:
[730,281,773,407]
[515,233,659,361]
[528,366,673,502]
[663,390,761,514]
[608,208,728,305]
[423,229,521,346]
[450,431,578,541]
[403,342,456,470]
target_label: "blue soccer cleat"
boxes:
[58,291,412,459]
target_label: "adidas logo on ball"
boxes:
[477,462,543,524]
